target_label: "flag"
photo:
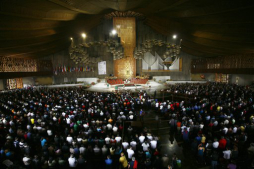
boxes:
[54,67,57,75]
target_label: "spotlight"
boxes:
[70,37,73,40]
[173,35,177,39]
[81,33,86,38]
[112,29,117,35]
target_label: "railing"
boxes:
[160,90,201,102]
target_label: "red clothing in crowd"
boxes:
[219,138,227,149]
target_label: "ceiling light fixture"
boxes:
[112,29,117,35]
[81,33,86,38]
[173,35,177,39]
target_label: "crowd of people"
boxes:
[0,87,174,169]
[0,82,254,169]
[162,83,254,168]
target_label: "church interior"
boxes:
[0,1,254,169]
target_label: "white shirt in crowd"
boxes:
[130,141,137,150]
[129,115,134,120]
[77,137,82,143]
[105,137,110,144]
[150,140,157,149]
[53,116,57,121]
[223,150,231,159]
[139,135,145,143]
[27,125,31,130]
[68,156,77,168]
[142,142,150,151]
[213,141,219,148]
[223,127,228,134]
[127,148,135,159]
[23,156,31,166]
[83,123,89,129]
[66,136,73,144]
[47,130,52,136]
[107,124,112,130]
[115,136,122,143]
[66,118,71,124]
[224,119,229,125]
[200,124,204,129]
[122,142,129,150]
[181,126,186,132]
[113,126,118,132]
[233,127,237,133]
[79,147,85,154]
[147,135,153,141]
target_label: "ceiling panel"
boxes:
[0,0,254,58]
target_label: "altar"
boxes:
[106,78,148,85]
[124,83,135,87]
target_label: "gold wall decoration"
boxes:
[113,17,136,79]
[16,78,23,89]
[0,57,52,72]
[7,78,23,89]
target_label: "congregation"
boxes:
[163,83,254,169]
[0,82,254,169]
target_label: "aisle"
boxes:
[141,109,205,169]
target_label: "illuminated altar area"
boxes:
[113,17,136,79]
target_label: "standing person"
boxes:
[171,153,179,169]
[142,141,150,152]
[219,136,227,150]
[182,127,189,144]
[223,148,232,161]
[161,154,169,169]
[68,154,77,168]
[197,144,205,164]
[140,109,144,121]
[211,151,219,169]
[119,152,128,169]
[23,154,31,169]
[105,155,113,169]
[201,134,206,145]
[128,157,138,169]
[127,146,135,160]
